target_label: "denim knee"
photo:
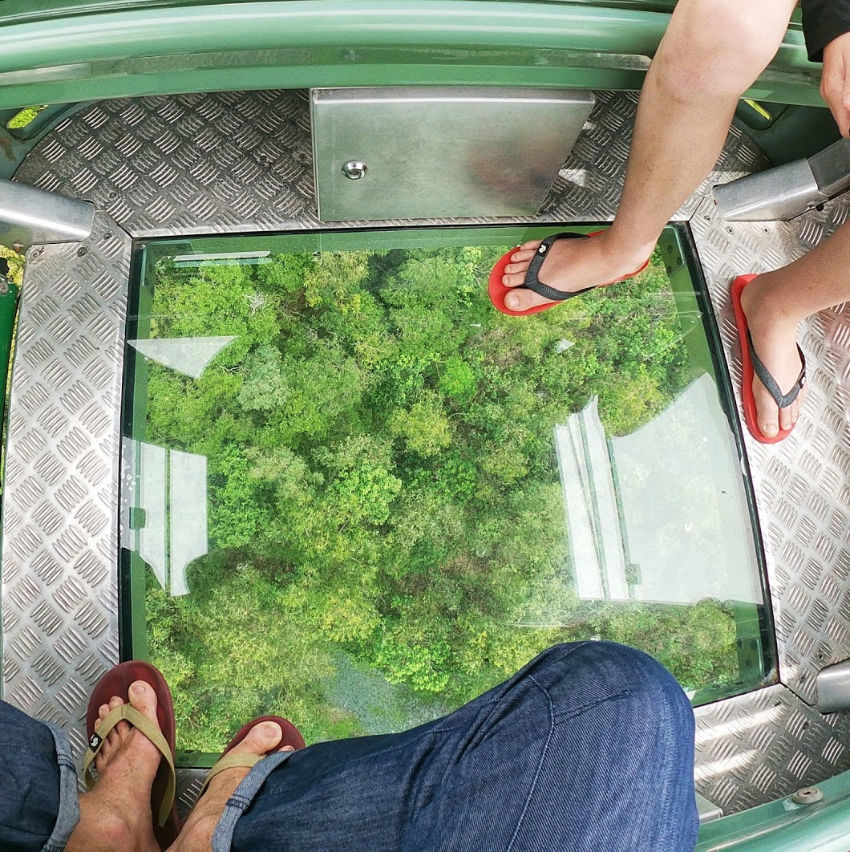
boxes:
[0,701,62,851]
[524,640,693,728]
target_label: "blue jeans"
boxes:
[1,642,698,851]
[0,700,79,851]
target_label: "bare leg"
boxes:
[502,0,798,311]
[67,681,162,852]
[740,220,850,437]
[169,722,294,852]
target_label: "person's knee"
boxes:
[532,641,692,726]
[654,0,793,101]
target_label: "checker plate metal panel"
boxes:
[695,685,850,812]
[14,91,765,235]
[690,192,850,705]
[5,87,850,814]
[1,213,128,758]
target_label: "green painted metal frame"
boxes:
[0,1,821,114]
[697,768,850,851]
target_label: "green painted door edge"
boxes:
[697,768,850,851]
[0,283,19,421]
[0,1,821,112]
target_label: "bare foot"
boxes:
[68,681,163,852]
[739,273,807,438]
[500,229,654,312]
[169,722,294,852]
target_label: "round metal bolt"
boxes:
[77,247,88,257]
[791,787,823,805]
[342,160,368,180]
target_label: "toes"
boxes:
[508,248,536,264]
[758,418,780,438]
[517,239,542,252]
[127,680,159,724]
[238,722,283,757]
[95,738,114,771]
[106,728,122,749]
[504,288,549,312]
[756,399,780,437]
[96,696,124,733]
[501,271,530,287]
[778,404,793,432]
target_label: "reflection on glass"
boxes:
[559,376,760,605]
[128,336,236,380]
[122,439,208,597]
[121,229,772,756]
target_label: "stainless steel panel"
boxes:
[713,159,820,221]
[14,91,317,238]
[816,658,850,713]
[311,86,595,221]
[810,138,850,198]
[690,191,850,707]
[1,213,129,757]
[694,684,850,814]
[0,179,94,246]
[713,138,850,222]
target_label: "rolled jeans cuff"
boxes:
[41,722,81,852]
[212,750,294,852]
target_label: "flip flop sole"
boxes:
[487,230,649,316]
[731,274,793,444]
[86,661,180,847]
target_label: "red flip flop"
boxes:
[731,274,806,444]
[198,715,306,798]
[488,230,650,317]
[84,661,180,848]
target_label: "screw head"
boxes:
[342,160,368,180]
[791,787,823,805]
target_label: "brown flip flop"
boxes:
[198,714,305,798]
[83,660,180,848]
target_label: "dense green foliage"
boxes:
[0,245,24,284]
[5,105,46,130]
[138,243,740,751]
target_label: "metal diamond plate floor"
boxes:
[4,88,850,817]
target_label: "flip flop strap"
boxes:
[83,703,176,828]
[522,232,593,301]
[197,752,264,799]
[747,331,807,408]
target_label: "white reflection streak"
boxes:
[697,706,785,744]
[694,749,760,783]
[128,336,236,380]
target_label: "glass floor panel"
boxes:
[120,225,774,761]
